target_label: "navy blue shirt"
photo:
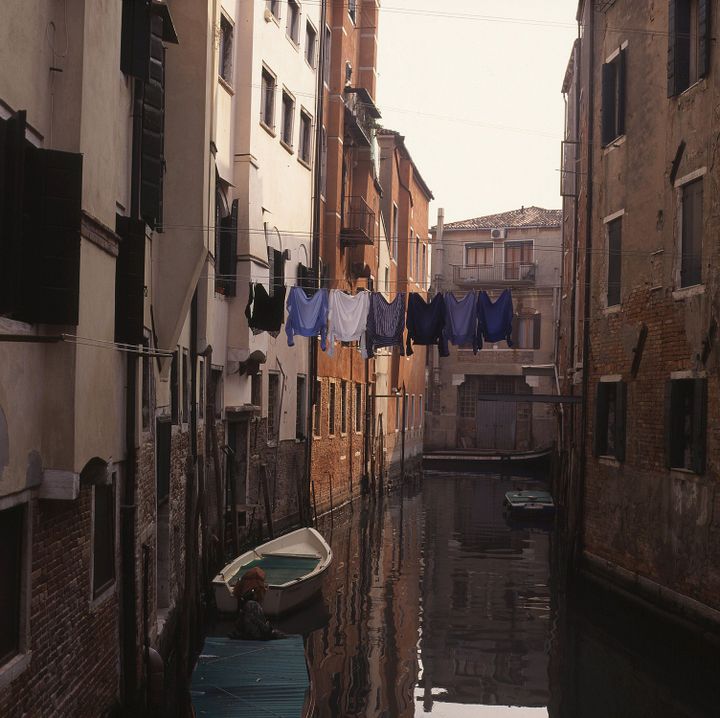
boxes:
[406,293,449,357]
[477,289,514,349]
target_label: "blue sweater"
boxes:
[477,289,514,349]
[406,293,449,357]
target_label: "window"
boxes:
[281,91,295,147]
[296,375,306,439]
[422,243,427,281]
[261,67,276,130]
[415,237,420,283]
[512,313,541,350]
[142,351,152,432]
[607,217,622,306]
[680,177,703,287]
[419,395,423,428]
[458,382,477,418]
[340,380,348,433]
[313,379,322,437]
[323,25,332,85]
[0,504,25,665]
[298,110,313,165]
[286,0,300,43]
[198,357,205,420]
[410,395,415,428]
[384,266,389,293]
[355,383,362,432]
[594,381,627,461]
[251,372,262,407]
[668,0,710,96]
[601,48,626,146]
[404,394,409,431]
[505,241,534,280]
[215,194,238,296]
[395,395,400,430]
[219,14,234,85]
[267,0,281,20]
[305,21,317,67]
[320,126,327,196]
[329,383,336,435]
[183,349,191,422]
[392,204,399,259]
[170,350,179,424]
[348,0,357,23]
[211,368,223,419]
[268,247,285,297]
[665,378,707,473]
[268,373,280,436]
[93,479,115,597]
[466,243,493,266]
[409,227,414,276]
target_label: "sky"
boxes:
[375,0,579,226]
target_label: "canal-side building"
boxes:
[426,207,561,454]
[558,0,720,626]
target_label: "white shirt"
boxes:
[327,290,371,356]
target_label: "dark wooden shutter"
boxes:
[593,383,608,457]
[140,16,165,230]
[601,61,616,146]
[664,380,674,469]
[218,200,238,297]
[615,381,627,462]
[0,113,27,317]
[698,0,711,78]
[617,48,627,137]
[156,417,171,504]
[22,146,82,324]
[692,378,707,474]
[120,0,151,79]
[510,314,519,347]
[667,0,678,96]
[533,313,542,350]
[115,215,146,344]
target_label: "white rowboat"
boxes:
[212,527,333,616]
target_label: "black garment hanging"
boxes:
[245,282,286,337]
[406,292,449,357]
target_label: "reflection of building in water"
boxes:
[420,476,551,711]
[306,488,423,718]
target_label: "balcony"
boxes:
[344,87,381,147]
[340,196,376,246]
[452,262,537,287]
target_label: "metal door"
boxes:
[476,401,517,451]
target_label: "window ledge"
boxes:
[0,652,32,691]
[313,434,322,440]
[260,121,277,138]
[305,57,317,72]
[280,139,295,155]
[218,76,235,95]
[669,468,702,480]
[90,581,116,611]
[603,135,626,154]
[598,456,621,468]
[297,156,312,171]
[286,34,300,50]
[672,284,705,300]
[603,304,622,315]
[677,78,704,98]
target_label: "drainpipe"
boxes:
[305,0,327,523]
[120,74,144,710]
[577,7,595,567]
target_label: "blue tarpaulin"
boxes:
[191,636,310,717]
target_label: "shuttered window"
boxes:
[313,379,322,437]
[512,313,541,350]
[268,247,284,298]
[668,0,711,96]
[593,380,627,462]
[215,199,238,296]
[0,505,24,665]
[601,48,626,146]
[329,383,336,435]
[341,380,348,434]
[93,481,115,597]
[607,217,622,306]
[261,68,277,130]
[115,215,146,345]
[665,378,707,473]
[680,178,703,288]
[170,349,179,424]
[296,375,306,439]
[355,383,362,432]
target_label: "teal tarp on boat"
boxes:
[228,555,321,587]
[191,636,309,717]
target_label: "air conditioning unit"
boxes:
[490,228,507,240]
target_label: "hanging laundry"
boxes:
[327,289,371,357]
[443,291,478,353]
[477,289,514,349]
[285,286,329,351]
[364,292,406,358]
[406,292,449,357]
[245,282,286,337]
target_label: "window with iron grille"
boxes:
[93,479,116,597]
[329,382,336,435]
[268,373,280,436]
[340,380,348,433]
[458,381,477,418]
[593,381,627,461]
[665,377,707,473]
[355,382,362,432]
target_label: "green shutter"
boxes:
[692,378,707,474]
[667,0,678,96]
[615,381,627,462]
[698,0,711,79]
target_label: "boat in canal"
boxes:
[212,527,333,616]
[503,489,555,519]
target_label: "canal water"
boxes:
[292,472,720,718]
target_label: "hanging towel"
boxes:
[327,289,371,356]
[245,282,286,337]
[406,293,449,357]
[477,289,514,349]
[285,286,329,350]
[364,292,406,358]
[443,291,478,353]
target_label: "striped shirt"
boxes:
[364,292,406,358]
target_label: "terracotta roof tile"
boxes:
[440,206,562,231]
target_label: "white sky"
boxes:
[375,0,579,226]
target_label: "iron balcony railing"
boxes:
[344,88,380,147]
[452,262,537,286]
[341,196,376,246]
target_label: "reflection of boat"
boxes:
[423,448,552,474]
[212,527,333,616]
[503,490,555,519]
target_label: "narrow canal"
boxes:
[291,471,720,718]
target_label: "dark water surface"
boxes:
[299,473,720,718]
